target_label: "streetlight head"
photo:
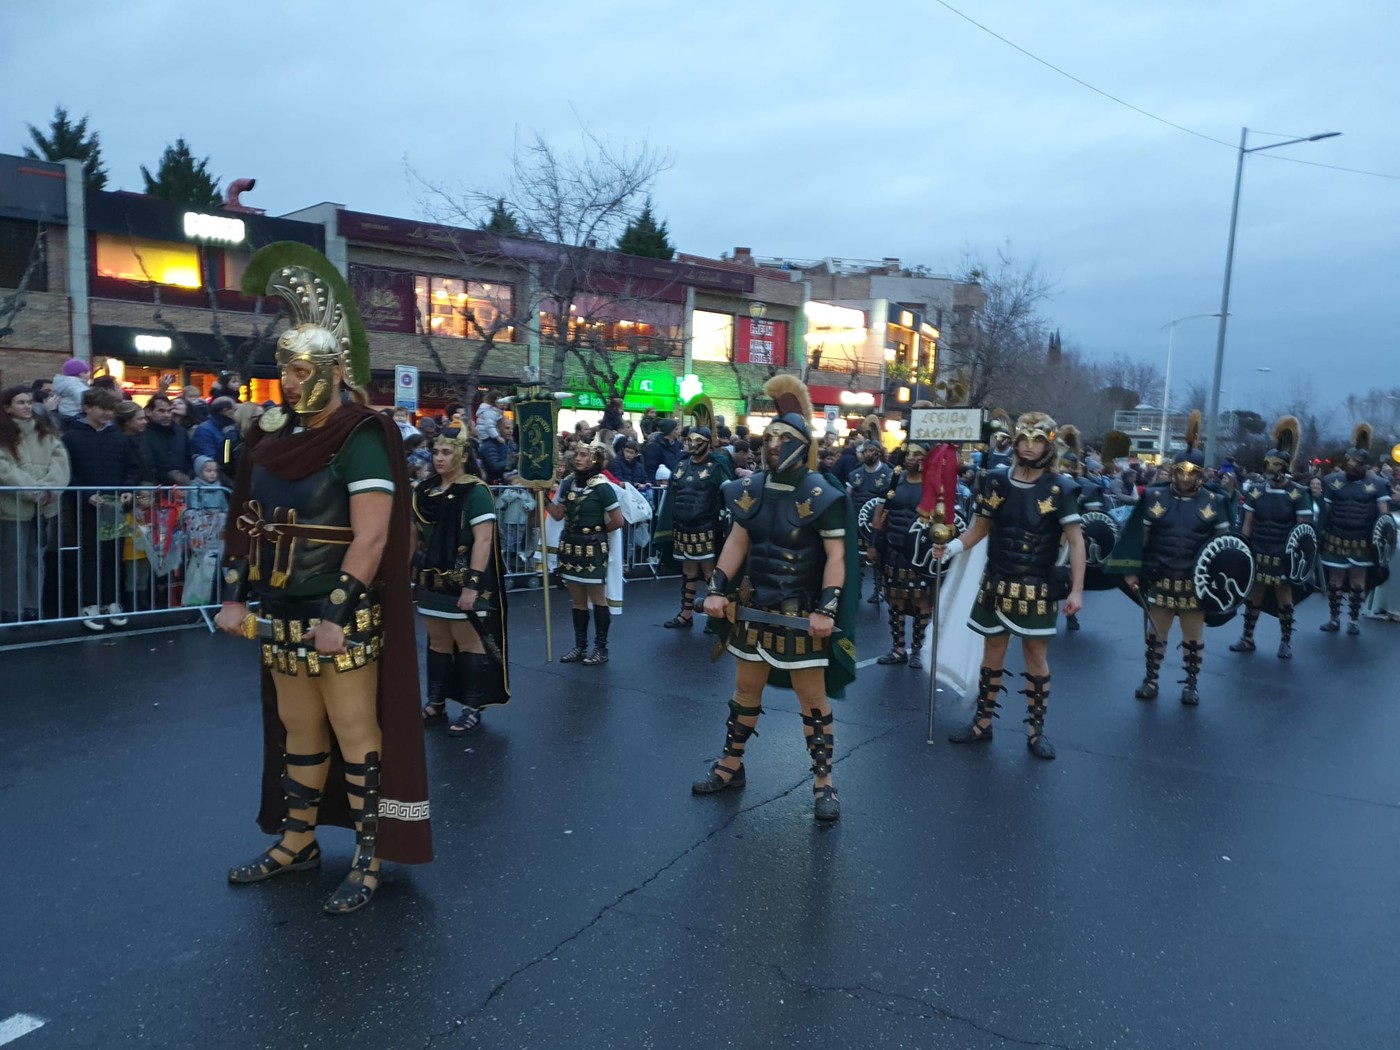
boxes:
[1308,131,1342,141]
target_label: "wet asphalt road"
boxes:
[2,578,1397,1049]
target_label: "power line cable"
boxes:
[932,0,1400,181]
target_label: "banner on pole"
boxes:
[515,393,558,489]
[908,407,984,444]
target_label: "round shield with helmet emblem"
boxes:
[1079,510,1120,567]
[857,497,883,544]
[1285,522,1320,587]
[908,508,969,580]
[1193,535,1255,614]
[1374,514,1397,567]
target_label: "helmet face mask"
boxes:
[688,429,711,459]
[1263,454,1287,482]
[277,324,345,416]
[764,421,810,476]
[1171,461,1203,496]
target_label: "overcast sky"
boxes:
[4,0,1397,423]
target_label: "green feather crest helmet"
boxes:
[242,241,371,414]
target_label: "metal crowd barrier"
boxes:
[486,483,679,590]
[0,484,230,633]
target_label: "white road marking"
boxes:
[0,1015,45,1046]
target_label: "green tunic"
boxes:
[555,474,618,584]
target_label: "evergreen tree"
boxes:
[615,198,674,259]
[24,106,109,190]
[480,198,523,235]
[141,138,222,207]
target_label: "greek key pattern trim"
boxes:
[378,798,430,822]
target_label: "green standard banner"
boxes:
[515,394,558,489]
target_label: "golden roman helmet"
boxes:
[1013,411,1059,469]
[763,374,817,473]
[241,242,371,417]
[432,426,471,472]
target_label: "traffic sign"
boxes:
[394,365,419,412]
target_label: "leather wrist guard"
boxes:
[319,572,369,628]
[221,559,251,603]
[463,568,485,591]
[709,568,732,596]
[816,586,841,618]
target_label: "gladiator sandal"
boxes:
[1180,641,1204,706]
[664,576,697,628]
[324,752,381,915]
[421,648,452,722]
[867,566,883,605]
[228,751,329,883]
[1347,588,1364,635]
[1135,640,1166,700]
[877,608,907,664]
[1320,586,1342,632]
[1021,673,1055,761]
[948,666,1003,744]
[803,708,840,822]
[908,610,931,670]
[583,604,611,665]
[560,607,590,663]
[692,700,761,794]
[1230,602,1259,653]
[449,651,486,734]
[1277,605,1295,659]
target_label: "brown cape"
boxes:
[224,401,432,864]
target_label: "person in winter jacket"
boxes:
[0,385,70,620]
[186,456,229,512]
[642,419,683,483]
[143,394,192,484]
[612,440,649,489]
[52,359,91,425]
[192,397,241,469]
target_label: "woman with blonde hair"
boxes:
[0,385,70,620]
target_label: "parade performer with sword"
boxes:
[934,412,1084,760]
[216,243,431,915]
[690,375,858,822]
[413,427,510,734]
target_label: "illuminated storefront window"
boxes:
[539,295,683,357]
[692,310,734,362]
[414,275,514,340]
[803,302,865,372]
[95,235,202,288]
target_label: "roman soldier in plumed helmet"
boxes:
[935,410,1086,760]
[547,437,623,665]
[1122,411,1232,706]
[693,374,858,822]
[1229,416,1312,658]
[662,423,733,630]
[215,243,431,914]
[1056,425,1107,631]
[984,408,1014,472]
[1319,422,1390,635]
[414,426,511,734]
[868,404,936,668]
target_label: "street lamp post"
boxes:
[1205,127,1341,465]
[1160,313,1221,460]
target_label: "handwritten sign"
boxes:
[908,407,984,443]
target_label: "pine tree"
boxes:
[480,198,523,235]
[615,198,674,259]
[141,138,222,207]
[24,106,109,190]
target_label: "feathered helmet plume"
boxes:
[1264,415,1300,471]
[763,374,818,471]
[1174,409,1205,470]
[1347,422,1373,463]
[1059,424,1082,472]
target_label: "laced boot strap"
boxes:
[592,604,611,648]
[1019,673,1051,739]
[425,648,453,705]
[1348,586,1364,621]
[1180,640,1204,686]
[571,607,591,647]
[1240,601,1260,639]
[1144,639,1166,684]
[910,609,932,654]
[341,752,381,875]
[281,750,331,835]
[975,666,1005,726]
[722,700,762,762]
[801,709,835,780]
[1279,604,1295,643]
[887,607,905,650]
[680,575,698,615]
[1327,585,1343,620]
